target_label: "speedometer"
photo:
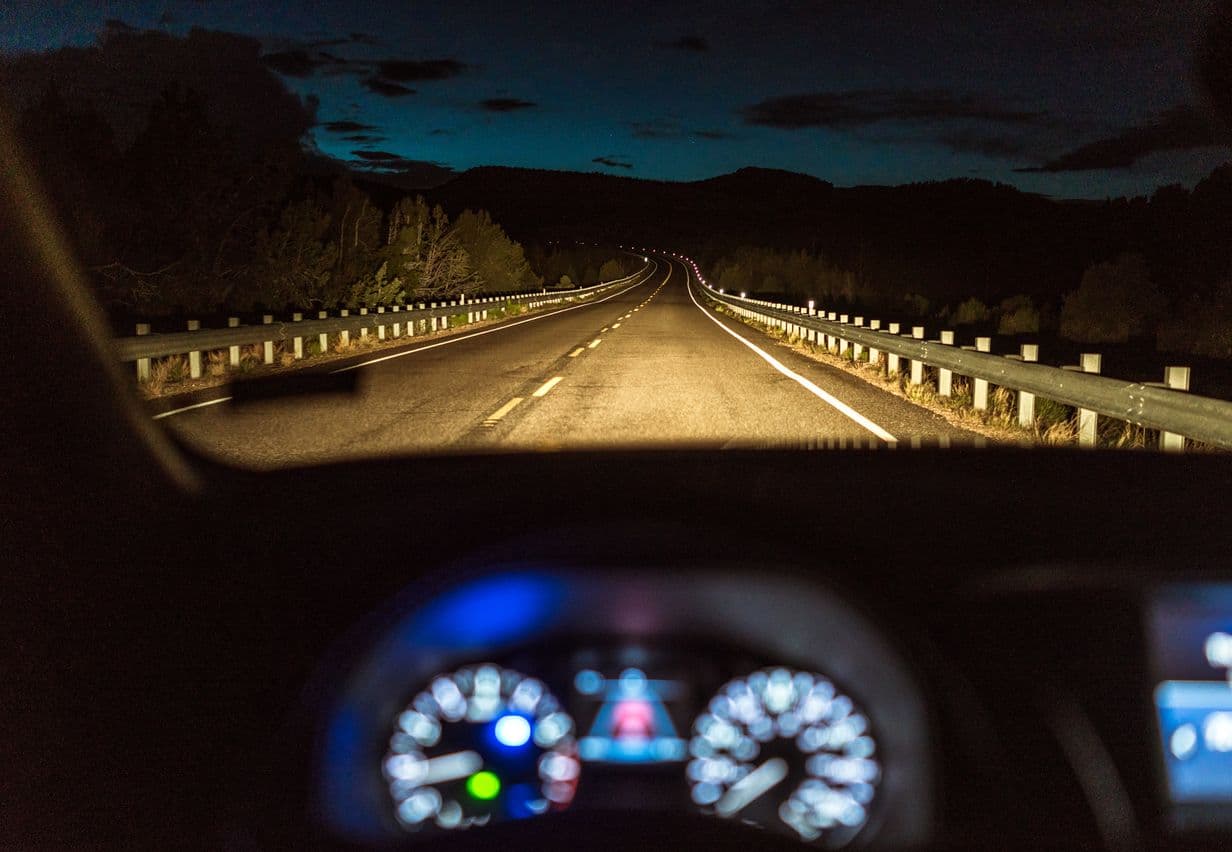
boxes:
[688,667,880,845]
[384,664,579,832]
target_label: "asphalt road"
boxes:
[164,257,976,467]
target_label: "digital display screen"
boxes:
[572,667,689,763]
[1150,585,1232,813]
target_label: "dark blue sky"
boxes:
[2,0,1228,197]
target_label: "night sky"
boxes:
[2,0,1229,198]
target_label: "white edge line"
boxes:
[683,264,898,445]
[152,396,232,420]
[330,262,657,374]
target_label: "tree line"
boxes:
[15,85,599,320]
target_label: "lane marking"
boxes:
[330,262,658,375]
[681,261,898,445]
[588,338,602,349]
[568,347,585,357]
[601,326,609,332]
[152,396,232,420]
[612,322,621,328]
[483,396,523,426]
[532,376,564,397]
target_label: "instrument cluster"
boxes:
[311,568,932,848]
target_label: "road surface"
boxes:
[162,257,975,467]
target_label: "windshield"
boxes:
[3,1,1230,467]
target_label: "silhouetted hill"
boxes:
[425,164,1232,307]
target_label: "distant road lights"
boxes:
[740,292,747,298]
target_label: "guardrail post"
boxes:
[262,315,274,364]
[938,331,955,396]
[1078,353,1102,447]
[839,315,850,357]
[1018,344,1038,427]
[886,323,901,375]
[910,327,926,385]
[853,318,865,361]
[227,317,241,366]
[377,306,386,340]
[1160,366,1191,452]
[430,302,438,332]
[292,312,304,359]
[339,309,351,347]
[808,300,816,316]
[187,320,202,378]
[359,307,369,340]
[135,323,151,381]
[318,311,329,353]
[865,320,881,369]
[972,337,991,408]
[391,305,401,338]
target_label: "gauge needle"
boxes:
[715,757,789,817]
[423,750,484,785]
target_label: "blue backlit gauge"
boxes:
[688,668,880,846]
[384,664,579,832]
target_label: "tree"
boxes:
[452,209,539,292]
[249,197,337,308]
[1060,253,1165,343]
[384,197,474,298]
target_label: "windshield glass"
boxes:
[3,1,1230,466]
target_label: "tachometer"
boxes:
[688,667,880,845]
[384,664,579,831]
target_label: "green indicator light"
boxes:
[466,771,501,800]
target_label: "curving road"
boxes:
[163,257,975,467]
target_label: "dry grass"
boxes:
[207,350,229,378]
[144,354,188,395]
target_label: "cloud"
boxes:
[1016,105,1227,172]
[363,77,416,97]
[629,119,735,141]
[661,35,709,52]
[376,58,468,82]
[479,98,537,112]
[593,155,633,169]
[320,120,377,133]
[343,134,385,143]
[630,119,680,139]
[428,128,454,136]
[936,129,1038,158]
[741,89,1045,129]
[260,49,330,77]
[352,150,406,162]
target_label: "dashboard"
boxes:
[312,570,931,848]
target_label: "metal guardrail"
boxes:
[694,272,1232,451]
[113,264,650,377]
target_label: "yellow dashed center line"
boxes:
[568,347,585,357]
[532,376,564,397]
[612,322,621,328]
[588,338,602,349]
[482,397,523,426]
[601,326,609,332]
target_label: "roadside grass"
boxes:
[715,304,1179,449]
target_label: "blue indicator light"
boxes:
[494,714,532,748]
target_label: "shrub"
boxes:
[997,295,1040,334]
[952,297,990,325]
[1157,279,1232,358]
[1060,253,1164,343]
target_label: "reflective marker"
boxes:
[467,771,502,800]
[494,714,532,747]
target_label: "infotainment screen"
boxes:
[1150,585,1232,825]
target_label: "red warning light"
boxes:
[612,699,655,740]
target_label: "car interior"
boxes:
[4,10,1232,851]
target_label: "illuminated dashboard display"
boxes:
[1150,585,1232,814]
